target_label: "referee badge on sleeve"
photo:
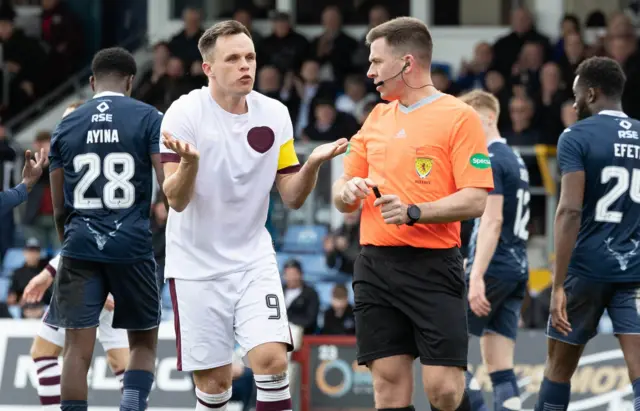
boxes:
[415,157,433,179]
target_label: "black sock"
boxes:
[378,407,415,411]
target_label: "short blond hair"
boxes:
[459,89,500,117]
[198,20,252,60]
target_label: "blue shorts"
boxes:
[44,256,160,330]
[546,274,640,345]
[467,276,527,340]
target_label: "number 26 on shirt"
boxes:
[73,152,136,210]
[595,166,640,223]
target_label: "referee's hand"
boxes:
[341,177,376,205]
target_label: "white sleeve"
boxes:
[159,97,197,158]
[46,254,61,276]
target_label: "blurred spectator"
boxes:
[484,70,511,132]
[283,259,320,335]
[558,32,587,87]
[352,5,390,75]
[168,7,204,69]
[23,131,58,249]
[324,208,361,275]
[512,41,545,96]
[308,6,357,85]
[560,100,577,128]
[233,9,263,53]
[553,14,581,61]
[281,59,336,136]
[432,67,462,96]
[151,197,167,289]
[22,302,45,319]
[457,42,493,91]
[260,12,309,74]
[533,62,570,144]
[140,57,195,112]
[41,0,84,88]
[7,238,50,306]
[302,99,359,142]
[605,22,640,118]
[335,74,378,120]
[520,286,551,329]
[0,302,10,318]
[135,42,171,102]
[505,95,540,146]
[492,7,551,79]
[358,100,378,125]
[256,65,282,100]
[0,126,17,260]
[0,3,47,119]
[320,284,355,335]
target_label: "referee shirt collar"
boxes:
[398,93,444,114]
[93,91,125,99]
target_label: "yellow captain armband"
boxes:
[277,139,301,174]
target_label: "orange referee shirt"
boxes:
[343,93,494,249]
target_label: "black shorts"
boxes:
[44,256,161,330]
[353,246,468,368]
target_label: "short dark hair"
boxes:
[198,20,252,59]
[575,56,626,99]
[365,17,433,65]
[91,47,137,79]
[562,14,581,32]
[283,259,302,273]
[332,284,348,299]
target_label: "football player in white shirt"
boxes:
[160,20,347,411]
[22,253,130,410]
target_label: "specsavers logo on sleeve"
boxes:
[470,153,491,169]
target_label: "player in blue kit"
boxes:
[45,47,165,411]
[534,57,640,410]
[459,90,529,411]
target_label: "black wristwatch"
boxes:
[406,204,421,226]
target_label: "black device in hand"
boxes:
[372,186,381,198]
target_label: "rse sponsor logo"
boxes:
[618,130,639,139]
[91,113,113,123]
[470,153,491,169]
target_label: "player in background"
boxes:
[160,20,346,411]
[20,102,129,410]
[534,57,640,410]
[22,254,130,409]
[45,47,165,411]
[459,90,530,411]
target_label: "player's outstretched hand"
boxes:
[468,277,491,317]
[103,295,115,312]
[550,286,572,336]
[374,194,409,225]
[341,177,376,205]
[162,131,200,163]
[21,271,53,305]
[21,148,45,189]
[308,138,349,166]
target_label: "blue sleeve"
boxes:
[0,183,28,214]
[557,127,586,174]
[49,125,63,171]
[148,109,163,154]
[489,154,504,195]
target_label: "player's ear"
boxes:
[89,76,95,92]
[126,75,134,95]
[587,87,597,104]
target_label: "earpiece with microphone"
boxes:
[376,61,410,86]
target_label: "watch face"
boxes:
[408,205,420,220]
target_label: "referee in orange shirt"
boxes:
[332,17,494,411]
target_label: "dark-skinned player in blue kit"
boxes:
[535,56,640,410]
[45,47,165,411]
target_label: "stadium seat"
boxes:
[2,248,24,276]
[276,252,333,282]
[281,225,328,254]
[0,277,10,301]
[314,282,336,312]
[8,305,21,319]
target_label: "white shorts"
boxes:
[38,308,129,352]
[168,258,292,372]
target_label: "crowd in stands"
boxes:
[2,1,637,339]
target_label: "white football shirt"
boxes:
[160,87,300,280]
